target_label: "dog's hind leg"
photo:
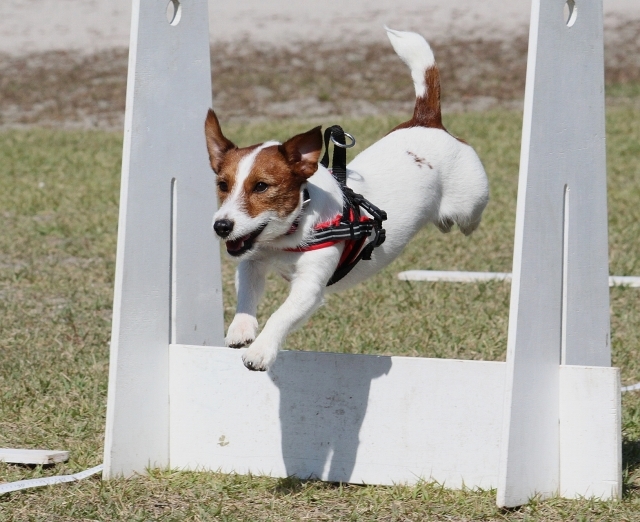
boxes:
[437,211,484,236]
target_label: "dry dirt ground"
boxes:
[1,20,639,131]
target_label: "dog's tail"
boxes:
[385,27,443,130]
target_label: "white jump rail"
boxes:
[103,0,622,508]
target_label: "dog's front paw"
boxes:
[241,337,279,372]
[226,313,259,348]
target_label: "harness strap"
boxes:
[320,126,347,184]
[286,213,374,252]
[285,188,311,236]
[292,125,387,287]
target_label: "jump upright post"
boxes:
[103,0,622,507]
[497,0,618,506]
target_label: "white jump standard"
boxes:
[103,0,621,508]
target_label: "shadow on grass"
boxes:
[273,475,306,495]
[274,475,361,495]
[623,437,640,497]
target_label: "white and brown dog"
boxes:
[205,28,489,371]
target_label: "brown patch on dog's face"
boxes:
[213,126,323,220]
[214,145,259,204]
[241,146,308,218]
[240,125,323,218]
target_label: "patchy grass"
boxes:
[0,108,639,520]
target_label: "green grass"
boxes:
[607,82,640,100]
[0,108,639,520]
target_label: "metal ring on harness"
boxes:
[331,132,356,149]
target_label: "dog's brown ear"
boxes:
[205,109,235,173]
[279,126,323,178]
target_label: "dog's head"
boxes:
[205,109,323,258]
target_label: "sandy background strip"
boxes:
[2,0,640,55]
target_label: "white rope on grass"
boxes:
[0,464,103,495]
[398,270,513,283]
[397,270,640,288]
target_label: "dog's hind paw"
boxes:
[459,218,481,236]
[226,313,258,349]
[436,217,454,233]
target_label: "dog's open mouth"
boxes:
[225,224,266,257]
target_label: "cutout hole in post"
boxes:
[561,184,570,364]
[564,0,578,27]
[170,178,177,344]
[166,0,182,26]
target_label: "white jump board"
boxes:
[0,448,69,465]
[169,345,620,496]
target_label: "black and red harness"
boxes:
[286,126,387,286]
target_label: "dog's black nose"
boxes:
[213,219,234,238]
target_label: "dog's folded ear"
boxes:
[205,109,236,173]
[279,126,323,178]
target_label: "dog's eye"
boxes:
[218,181,229,192]
[253,182,269,193]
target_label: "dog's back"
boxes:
[330,28,490,291]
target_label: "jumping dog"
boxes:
[205,28,489,371]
